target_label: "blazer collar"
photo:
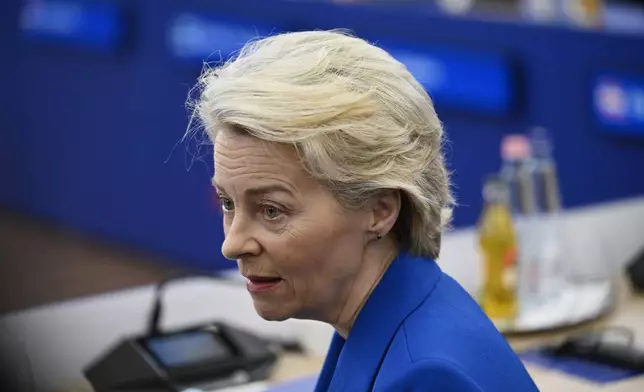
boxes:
[317,252,442,392]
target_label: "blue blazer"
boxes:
[314,252,539,392]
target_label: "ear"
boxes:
[367,190,401,241]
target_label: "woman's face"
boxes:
[213,131,371,322]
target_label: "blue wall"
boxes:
[3,0,644,270]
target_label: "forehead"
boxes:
[213,131,308,190]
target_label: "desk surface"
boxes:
[513,280,644,392]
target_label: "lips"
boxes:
[246,275,283,293]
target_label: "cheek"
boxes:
[264,221,323,275]
[272,215,365,283]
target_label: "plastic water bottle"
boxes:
[530,127,565,300]
[500,134,542,313]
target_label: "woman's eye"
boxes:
[262,205,284,220]
[220,197,235,212]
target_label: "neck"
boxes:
[332,238,397,339]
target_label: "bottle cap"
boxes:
[501,134,532,161]
[482,174,509,203]
[530,126,553,158]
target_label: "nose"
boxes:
[221,214,261,261]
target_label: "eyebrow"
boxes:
[212,180,295,198]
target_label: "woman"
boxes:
[192,30,538,391]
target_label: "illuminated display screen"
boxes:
[593,73,644,135]
[147,331,233,368]
[20,1,123,50]
[384,44,514,115]
[167,12,277,63]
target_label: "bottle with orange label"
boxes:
[477,175,519,325]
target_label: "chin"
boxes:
[253,302,292,322]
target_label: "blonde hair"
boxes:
[191,30,453,259]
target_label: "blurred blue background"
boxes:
[1,0,643,276]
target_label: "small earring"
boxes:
[376,233,382,240]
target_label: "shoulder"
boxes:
[385,358,484,392]
[403,271,516,356]
[376,272,538,391]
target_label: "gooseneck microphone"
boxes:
[147,272,220,337]
[145,272,221,392]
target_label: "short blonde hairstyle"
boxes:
[192,30,453,259]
